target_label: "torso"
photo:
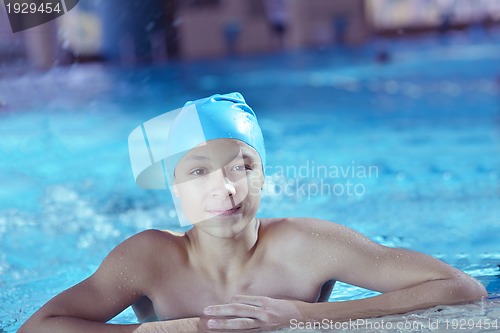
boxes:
[132,218,335,321]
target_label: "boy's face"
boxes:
[172,139,264,236]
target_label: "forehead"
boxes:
[179,139,261,164]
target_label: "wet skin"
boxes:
[19,139,487,332]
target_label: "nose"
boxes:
[210,170,236,198]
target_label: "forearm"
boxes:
[299,277,486,323]
[19,316,200,333]
[136,318,200,333]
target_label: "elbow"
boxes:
[449,275,487,304]
[463,279,488,302]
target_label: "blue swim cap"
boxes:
[128,92,266,189]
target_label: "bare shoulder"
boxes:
[123,228,186,249]
[260,217,357,241]
[259,217,352,253]
[109,229,188,267]
[94,229,189,288]
[259,217,383,264]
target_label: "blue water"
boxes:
[1,30,500,331]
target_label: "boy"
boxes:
[19,92,486,332]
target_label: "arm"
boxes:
[18,230,201,333]
[295,218,487,322]
[298,274,484,323]
[20,316,200,333]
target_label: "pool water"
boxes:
[1,29,500,331]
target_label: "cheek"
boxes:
[176,185,206,223]
[247,172,264,195]
[233,177,249,197]
[236,174,263,205]
[233,172,263,199]
[177,181,205,204]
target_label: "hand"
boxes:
[201,295,306,332]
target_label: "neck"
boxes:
[186,218,260,282]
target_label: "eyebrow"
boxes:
[184,155,209,161]
[240,153,256,162]
[183,153,255,162]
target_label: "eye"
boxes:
[232,164,252,172]
[190,168,207,176]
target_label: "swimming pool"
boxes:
[1,29,499,332]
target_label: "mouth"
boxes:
[207,205,241,216]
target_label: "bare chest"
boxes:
[148,263,324,320]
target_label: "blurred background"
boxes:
[1,0,500,332]
[1,0,500,68]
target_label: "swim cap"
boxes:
[128,92,266,189]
